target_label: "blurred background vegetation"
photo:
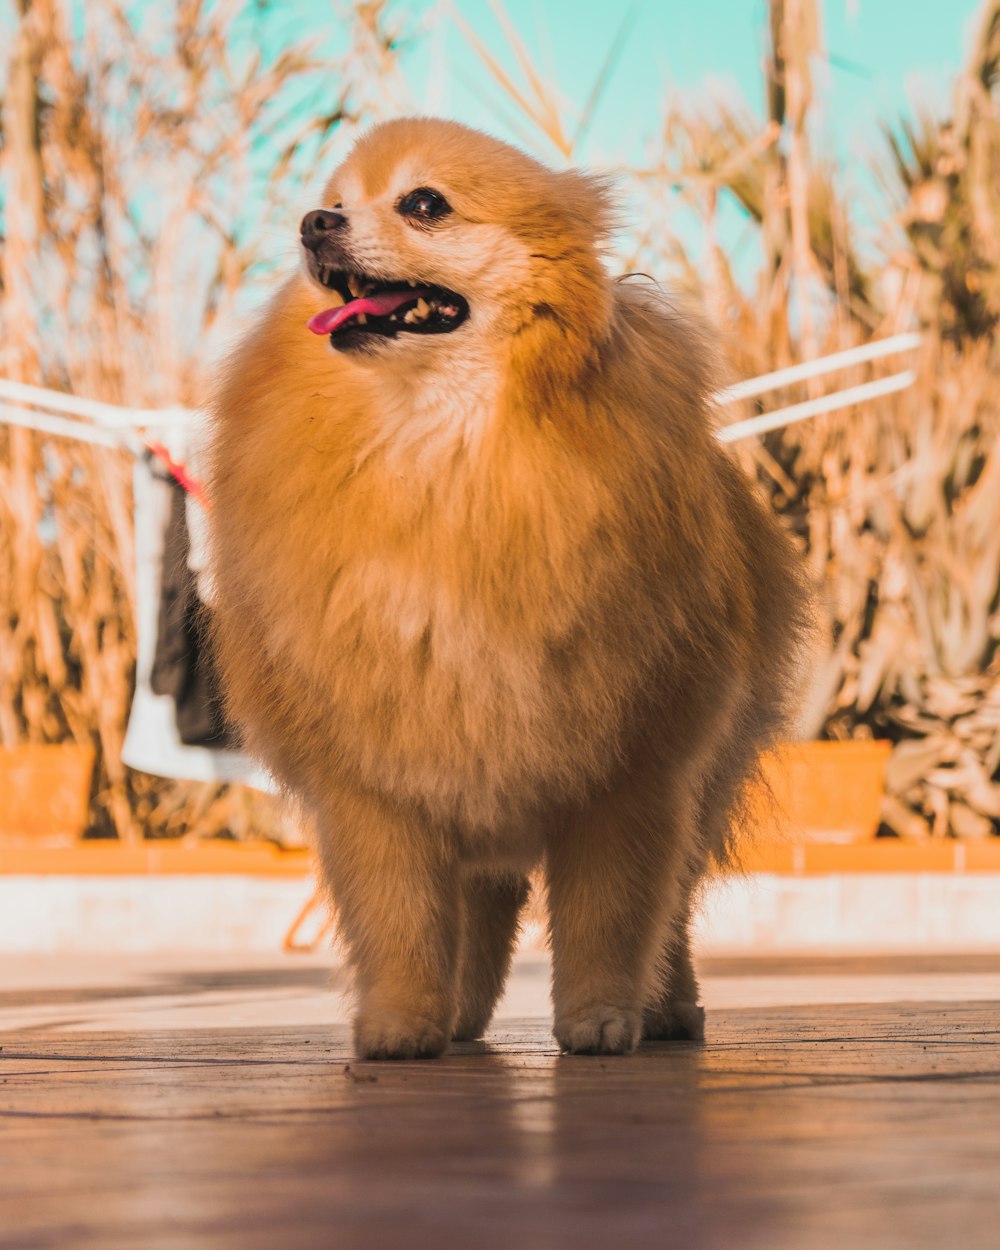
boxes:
[1,0,998,843]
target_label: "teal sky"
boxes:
[416,0,984,175]
[1,0,987,194]
[2,0,986,203]
[383,0,986,276]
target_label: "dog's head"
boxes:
[300,118,614,363]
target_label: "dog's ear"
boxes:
[554,169,620,242]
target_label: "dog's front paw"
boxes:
[354,1010,449,1060]
[555,1006,641,1055]
[643,1000,706,1043]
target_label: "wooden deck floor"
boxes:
[1,952,998,1249]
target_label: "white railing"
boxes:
[0,331,922,453]
[713,331,921,443]
[713,332,921,404]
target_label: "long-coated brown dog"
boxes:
[208,118,808,1058]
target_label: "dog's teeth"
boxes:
[414,298,430,319]
[403,308,418,324]
[347,275,362,297]
[356,313,367,325]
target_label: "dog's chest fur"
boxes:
[246,376,644,828]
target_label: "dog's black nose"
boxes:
[300,209,347,251]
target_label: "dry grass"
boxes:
[650,1,1000,839]
[1,0,997,841]
[781,340,1000,838]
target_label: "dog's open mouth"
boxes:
[307,269,469,343]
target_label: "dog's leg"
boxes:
[545,777,689,1056]
[316,788,459,1060]
[644,771,740,1042]
[452,871,530,1042]
[643,891,706,1042]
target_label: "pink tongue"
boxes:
[307,287,431,335]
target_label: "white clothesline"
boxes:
[0,332,923,450]
[0,377,198,428]
[716,371,917,444]
[713,332,922,404]
[0,401,143,449]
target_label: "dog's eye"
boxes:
[397,187,451,221]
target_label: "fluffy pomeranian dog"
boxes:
[208,118,808,1059]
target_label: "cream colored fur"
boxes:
[208,118,808,1059]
